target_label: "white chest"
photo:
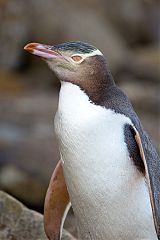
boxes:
[54,82,157,240]
[55,83,132,184]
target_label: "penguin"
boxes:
[24,41,160,240]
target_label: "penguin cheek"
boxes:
[51,65,76,82]
[46,59,80,83]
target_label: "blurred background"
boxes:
[0,0,159,236]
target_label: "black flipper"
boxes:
[133,126,160,239]
[125,123,160,239]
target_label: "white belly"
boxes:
[54,82,157,240]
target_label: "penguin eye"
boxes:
[71,55,83,62]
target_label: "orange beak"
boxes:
[24,42,63,59]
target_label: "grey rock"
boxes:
[0,0,127,72]
[0,92,59,184]
[0,190,47,240]
[0,191,76,240]
[0,165,46,206]
[62,230,77,240]
[0,92,59,207]
[103,0,160,44]
[0,0,30,70]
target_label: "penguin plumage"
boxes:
[24,41,160,240]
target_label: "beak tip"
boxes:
[24,45,28,51]
[24,42,38,52]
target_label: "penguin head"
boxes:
[24,41,107,85]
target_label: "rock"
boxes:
[103,0,160,45]
[120,81,160,114]
[0,165,46,207]
[1,0,159,91]
[0,91,60,208]
[0,190,47,240]
[134,46,160,69]
[0,191,76,240]
[62,230,77,240]
[0,0,128,73]
[0,0,30,70]
[0,91,59,185]
[64,209,78,238]
[0,71,26,94]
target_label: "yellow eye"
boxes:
[71,55,83,62]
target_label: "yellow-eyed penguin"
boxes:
[24,41,160,240]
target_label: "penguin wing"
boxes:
[103,85,160,237]
[44,160,70,240]
[126,124,160,238]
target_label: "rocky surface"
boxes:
[0,191,76,240]
[0,0,127,73]
[0,91,59,208]
[0,165,46,208]
[1,0,159,74]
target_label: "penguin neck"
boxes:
[58,55,116,106]
[80,69,116,105]
[71,56,116,105]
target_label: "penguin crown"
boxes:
[54,41,99,54]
